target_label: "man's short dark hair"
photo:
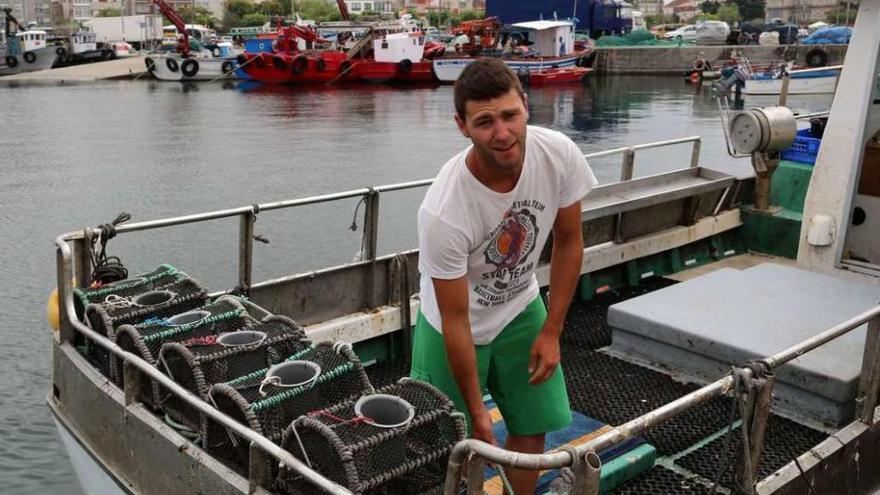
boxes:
[454,58,525,121]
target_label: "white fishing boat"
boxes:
[47,0,880,494]
[0,10,59,76]
[432,19,589,83]
[743,66,841,95]
[146,52,232,81]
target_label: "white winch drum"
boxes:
[167,310,211,327]
[354,394,415,428]
[266,360,321,388]
[133,290,175,307]
[753,106,796,152]
[216,330,266,347]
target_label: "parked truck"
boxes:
[85,15,163,49]
[486,0,634,37]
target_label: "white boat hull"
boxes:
[146,54,236,82]
[743,74,838,95]
[53,415,128,495]
[433,53,581,83]
[0,46,59,76]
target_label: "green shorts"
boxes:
[410,297,572,436]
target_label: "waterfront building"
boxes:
[344,0,396,14]
[403,0,484,13]
[634,0,664,15]
[765,0,839,23]
[663,0,699,20]
[0,0,52,25]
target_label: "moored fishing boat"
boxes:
[526,66,591,86]
[432,19,590,84]
[0,10,59,76]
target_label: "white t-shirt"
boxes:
[417,126,598,344]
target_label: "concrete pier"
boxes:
[0,56,148,85]
[594,44,847,75]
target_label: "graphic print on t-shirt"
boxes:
[477,200,546,307]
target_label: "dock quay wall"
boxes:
[593,44,847,75]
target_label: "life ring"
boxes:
[181,58,199,77]
[5,55,18,68]
[805,48,828,68]
[55,46,67,59]
[221,60,235,74]
[273,55,287,71]
[692,58,708,72]
[339,60,352,73]
[291,55,308,74]
[23,51,36,64]
[316,57,326,72]
[145,57,156,72]
[398,58,412,73]
[166,57,179,72]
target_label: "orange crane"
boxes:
[151,0,191,57]
[452,16,502,55]
[336,0,351,21]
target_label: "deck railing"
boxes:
[441,306,880,495]
[53,135,704,494]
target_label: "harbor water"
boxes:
[0,76,832,494]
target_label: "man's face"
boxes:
[456,88,529,173]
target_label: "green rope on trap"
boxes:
[142,308,246,344]
[164,414,200,441]
[76,264,178,300]
[225,346,316,387]
[250,362,355,413]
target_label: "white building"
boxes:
[765,0,839,23]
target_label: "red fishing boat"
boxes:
[527,66,591,86]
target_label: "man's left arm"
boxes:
[528,201,583,385]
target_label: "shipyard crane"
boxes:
[151,0,191,57]
[335,0,351,21]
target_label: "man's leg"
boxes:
[504,433,545,495]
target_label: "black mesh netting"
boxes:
[72,264,180,320]
[674,414,828,489]
[82,274,208,377]
[159,314,310,433]
[205,342,372,476]
[610,466,721,494]
[112,296,258,392]
[279,378,466,495]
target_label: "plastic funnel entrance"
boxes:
[266,361,321,388]
[355,395,415,428]
[217,330,266,347]
[133,290,175,307]
[167,310,210,327]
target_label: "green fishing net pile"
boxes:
[595,29,684,47]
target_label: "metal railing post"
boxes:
[779,74,790,106]
[619,148,636,181]
[858,317,880,424]
[361,189,380,261]
[248,443,271,494]
[690,138,702,168]
[238,208,255,293]
[74,231,93,288]
[465,454,486,495]
[746,374,775,493]
[568,448,601,495]
[123,359,142,407]
[56,244,75,343]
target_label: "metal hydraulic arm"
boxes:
[336,0,351,21]
[151,0,190,57]
[3,7,22,37]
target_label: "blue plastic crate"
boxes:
[781,128,822,165]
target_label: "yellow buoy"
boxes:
[47,287,60,331]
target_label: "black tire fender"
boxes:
[291,55,308,74]
[145,57,156,72]
[254,55,266,69]
[272,55,287,71]
[339,60,352,73]
[181,58,199,77]
[221,60,235,74]
[166,57,179,72]
[316,57,326,72]
[805,48,828,68]
[398,58,412,73]
[5,55,18,68]
[55,46,67,59]
[23,51,36,63]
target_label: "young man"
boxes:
[412,58,598,494]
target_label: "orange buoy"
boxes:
[689,71,700,84]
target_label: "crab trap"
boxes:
[112,295,259,406]
[206,342,372,475]
[157,314,311,434]
[72,264,182,320]
[278,378,467,495]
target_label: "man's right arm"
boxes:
[432,276,496,446]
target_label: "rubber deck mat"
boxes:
[609,466,721,494]
[675,414,828,488]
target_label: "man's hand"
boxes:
[528,328,561,385]
[471,407,497,445]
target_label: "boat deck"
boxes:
[364,277,829,494]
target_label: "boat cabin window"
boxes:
[381,41,388,49]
